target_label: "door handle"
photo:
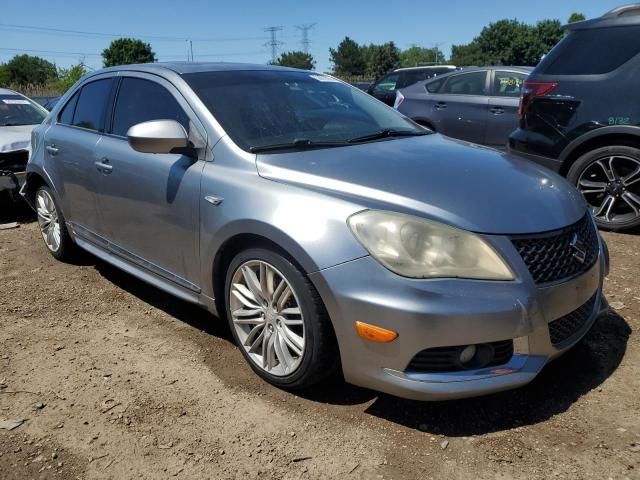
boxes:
[46,145,59,155]
[435,102,447,110]
[95,158,113,174]
[489,107,505,115]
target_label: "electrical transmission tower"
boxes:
[296,23,316,54]
[264,26,284,63]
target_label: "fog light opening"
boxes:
[459,345,477,365]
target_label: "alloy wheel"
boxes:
[577,154,640,224]
[229,260,305,376]
[36,189,61,253]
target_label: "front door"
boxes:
[485,70,528,147]
[43,77,115,235]
[429,70,489,144]
[94,74,207,288]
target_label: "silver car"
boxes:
[23,63,609,401]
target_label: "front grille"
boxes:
[406,340,514,373]
[0,150,29,173]
[549,293,597,346]
[511,214,599,285]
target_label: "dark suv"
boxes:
[368,66,457,106]
[509,4,640,231]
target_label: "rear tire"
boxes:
[35,186,77,261]
[224,247,339,390]
[568,145,640,232]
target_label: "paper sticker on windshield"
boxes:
[2,99,30,105]
[309,74,340,83]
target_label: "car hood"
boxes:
[0,125,35,153]
[256,134,587,235]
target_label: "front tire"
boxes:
[35,186,77,261]
[224,247,339,390]
[569,145,640,231]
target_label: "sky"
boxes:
[0,0,624,73]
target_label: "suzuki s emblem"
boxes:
[569,233,586,264]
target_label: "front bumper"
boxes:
[0,171,25,193]
[309,235,608,401]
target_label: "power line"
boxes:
[296,23,316,54]
[264,26,284,63]
[0,23,266,43]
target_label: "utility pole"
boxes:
[296,23,316,54]
[189,40,194,62]
[431,42,444,65]
[264,26,284,63]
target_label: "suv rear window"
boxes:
[538,26,640,75]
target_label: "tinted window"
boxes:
[0,95,47,126]
[425,78,445,93]
[539,26,640,75]
[375,73,400,91]
[183,70,425,152]
[441,71,487,95]
[72,79,114,131]
[58,92,78,125]
[397,71,427,89]
[493,71,527,97]
[111,78,189,137]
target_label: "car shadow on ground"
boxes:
[0,196,35,225]
[88,253,631,436]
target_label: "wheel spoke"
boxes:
[276,286,292,311]
[622,191,640,216]
[596,158,616,181]
[246,324,265,351]
[593,195,616,220]
[232,307,263,318]
[231,287,261,309]
[274,331,293,372]
[281,325,304,356]
[578,179,607,194]
[280,307,301,316]
[280,316,303,326]
[623,165,640,187]
[241,266,267,305]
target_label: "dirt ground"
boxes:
[1,203,638,480]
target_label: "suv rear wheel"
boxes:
[569,145,640,231]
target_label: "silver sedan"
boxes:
[23,63,608,400]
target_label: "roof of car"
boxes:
[0,88,20,96]
[394,65,457,72]
[98,62,305,76]
[565,3,640,30]
[423,65,532,79]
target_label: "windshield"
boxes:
[0,95,47,127]
[182,70,427,152]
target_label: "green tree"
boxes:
[272,51,315,70]
[5,54,57,86]
[399,46,445,67]
[528,19,563,63]
[52,63,88,92]
[568,12,586,23]
[0,64,10,87]
[329,37,366,76]
[102,38,156,67]
[450,42,484,66]
[367,41,400,79]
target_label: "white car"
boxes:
[0,88,48,198]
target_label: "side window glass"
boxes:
[375,73,400,92]
[111,78,190,137]
[58,92,78,125]
[72,79,114,131]
[494,71,526,97]
[441,71,487,96]
[425,78,444,93]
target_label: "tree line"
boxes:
[0,13,585,93]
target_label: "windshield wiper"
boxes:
[249,138,349,153]
[348,129,429,144]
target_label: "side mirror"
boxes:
[127,120,193,156]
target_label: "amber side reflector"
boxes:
[355,321,398,343]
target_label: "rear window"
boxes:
[538,26,640,75]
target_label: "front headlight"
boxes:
[348,210,514,280]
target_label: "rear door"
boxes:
[43,76,115,235]
[94,73,207,287]
[485,70,528,147]
[429,70,489,144]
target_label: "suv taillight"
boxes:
[518,81,558,125]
